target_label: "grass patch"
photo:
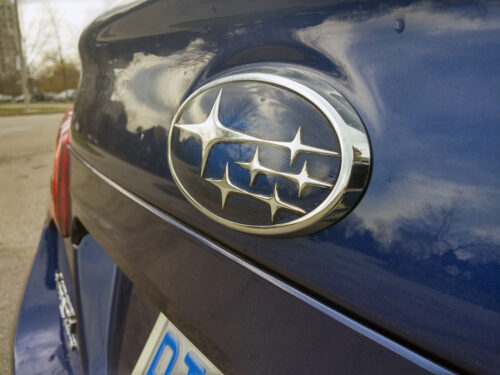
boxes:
[0,106,70,115]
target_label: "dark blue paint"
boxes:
[31,0,498,373]
[13,224,82,375]
[74,234,132,375]
[70,153,448,374]
[74,234,116,374]
[72,1,500,372]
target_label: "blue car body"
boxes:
[14,1,500,374]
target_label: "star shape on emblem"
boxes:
[236,147,333,197]
[206,163,306,222]
[174,89,339,177]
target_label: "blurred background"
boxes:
[0,1,129,373]
[1,0,128,113]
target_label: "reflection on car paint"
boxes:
[72,1,500,373]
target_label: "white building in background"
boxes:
[0,0,19,82]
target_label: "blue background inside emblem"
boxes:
[170,82,341,226]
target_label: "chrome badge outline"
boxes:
[168,72,371,236]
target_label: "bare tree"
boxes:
[23,11,51,83]
[35,51,80,93]
[46,3,68,91]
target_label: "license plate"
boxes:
[132,313,223,375]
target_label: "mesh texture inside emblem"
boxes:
[170,82,341,226]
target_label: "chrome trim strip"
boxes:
[71,149,454,375]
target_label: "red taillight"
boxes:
[51,109,73,237]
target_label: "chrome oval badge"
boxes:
[168,72,371,235]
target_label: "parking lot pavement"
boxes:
[0,114,62,374]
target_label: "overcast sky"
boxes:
[18,0,133,68]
